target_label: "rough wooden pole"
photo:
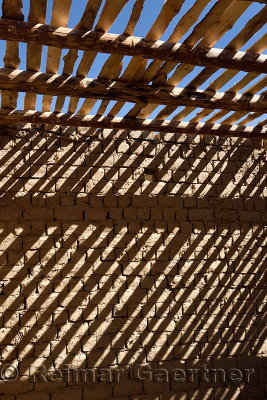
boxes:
[0,20,266,74]
[238,0,267,4]
[0,109,266,139]
[0,68,266,113]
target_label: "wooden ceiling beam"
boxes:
[0,68,266,113]
[0,109,265,139]
[238,0,267,4]
[0,19,266,74]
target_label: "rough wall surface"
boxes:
[0,125,266,400]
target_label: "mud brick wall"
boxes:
[0,124,266,400]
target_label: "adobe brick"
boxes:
[189,209,213,220]
[132,196,158,207]
[85,208,107,221]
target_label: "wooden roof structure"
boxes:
[0,0,266,139]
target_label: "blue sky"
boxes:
[0,0,266,125]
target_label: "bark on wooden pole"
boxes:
[0,109,266,139]
[0,68,266,113]
[0,19,266,74]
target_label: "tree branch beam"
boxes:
[0,109,266,139]
[238,0,267,4]
[0,19,266,74]
[0,68,266,113]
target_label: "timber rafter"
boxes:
[0,109,266,139]
[0,68,266,113]
[238,0,267,4]
[0,20,266,74]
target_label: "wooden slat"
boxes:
[212,20,267,94]
[185,0,235,47]
[140,0,232,87]
[227,7,267,51]
[206,110,232,124]
[56,0,128,113]
[218,76,267,125]
[188,6,267,91]
[155,1,265,124]
[238,0,267,4]
[0,68,266,113]
[73,0,145,115]
[242,76,267,95]
[207,35,266,93]
[123,0,145,36]
[55,0,103,112]
[198,70,267,124]
[227,73,265,94]
[166,106,195,123]
[74,0,131,78]
[136,0,252,122]
[61,0,103,76]
[168,0,251,87]
[126,0,246,121]
[1,0,24,110]
[141,0,211,85]
[221,111,248,125]
[237,112,262,125]
[0,21,266,75]
[190,41,267,123]
[257,117,267,126]
[146,0,234,86]
[226,112,261,125]
[249,33,267,53]
[0,109,266,139]
[42,0,72,112]
[94,0,185,118]
[190,36,267,123]
[24,0,48,110]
